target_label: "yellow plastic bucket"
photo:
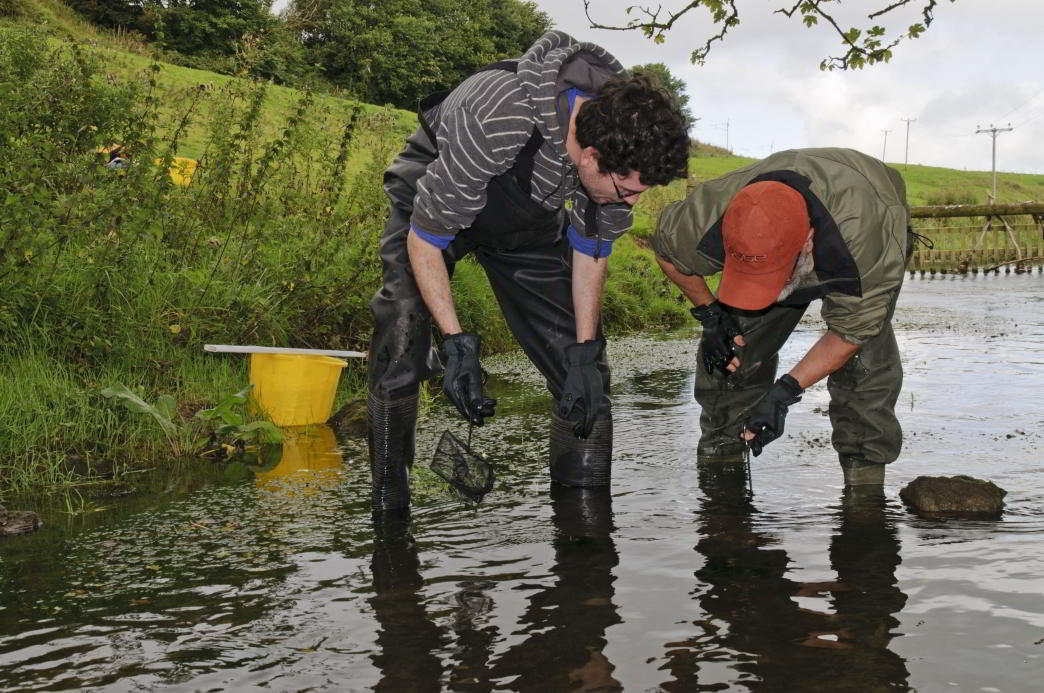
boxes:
[248,353,347,427]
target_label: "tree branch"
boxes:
[581,0,951,70]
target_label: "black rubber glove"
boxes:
[742,374,804,457]
[557,338,606,439]
[690,303,743,376]
[442,332,496,426]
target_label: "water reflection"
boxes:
[364,485,622,693]
[490,486,621,692]
[661,465,909,692]
[255,425,343,493]
[369,512,446,692]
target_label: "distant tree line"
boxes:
[65,0,553,108]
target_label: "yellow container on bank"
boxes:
[248,353,347,426]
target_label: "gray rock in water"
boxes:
[0,504,43,537]
[899,475,1007,515]
[327,398,367,438]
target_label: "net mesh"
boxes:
[430,429,495,503]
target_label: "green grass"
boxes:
[92,48,415,161]
[688,154,759,183]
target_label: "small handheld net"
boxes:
[430,427,495,503]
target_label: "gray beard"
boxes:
[776,241,816,302]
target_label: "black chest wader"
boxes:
[367,62,613,513]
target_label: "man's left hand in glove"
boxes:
[557,338,606,438]
[740,374,803,456]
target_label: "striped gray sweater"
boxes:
[410,31,633,247]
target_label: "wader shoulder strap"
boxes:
[417,60,545,196]
[584,196,598,238]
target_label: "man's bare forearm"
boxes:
[656,255,716,306]
[572,250,608,342]
[789,330,861,389]
[407,230,461,335]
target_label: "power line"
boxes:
[1012,102,1044,128]
[1016,109,1044,129]
[1000,86,1044,121]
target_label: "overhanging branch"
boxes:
[581,0,951,70]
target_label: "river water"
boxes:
[2,273,1043,692]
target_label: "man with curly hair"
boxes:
[367,30,689,513]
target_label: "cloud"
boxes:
[534,0,1044,173]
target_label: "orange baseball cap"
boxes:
[717,181,810,310]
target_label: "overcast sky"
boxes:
[532,0,1043,174]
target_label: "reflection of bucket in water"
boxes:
[255,424,342,493]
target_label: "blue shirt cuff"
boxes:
[567,225,613,258]
[410,225,453,249]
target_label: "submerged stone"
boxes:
[328,398,368,437]
[899,475,1007,515]
[0,505,42,537]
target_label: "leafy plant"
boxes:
[100,383,282,461]
[194,385,282,445]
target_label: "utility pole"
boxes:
[901,117,916,166]
[975,123,1014,201]
[716,118,730,153]
[881,129,891,162]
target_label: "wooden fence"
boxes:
[909,202,1044,273]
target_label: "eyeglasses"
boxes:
[608,173,643,202]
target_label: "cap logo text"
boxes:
[728,247,767,263]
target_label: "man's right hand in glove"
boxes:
[690,302,744,375]
[442,332,497,426]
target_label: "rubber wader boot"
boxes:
[841,458,886,487]
[549,412,612,488]
[368,392,419,513]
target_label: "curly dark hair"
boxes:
[575,74,689,186]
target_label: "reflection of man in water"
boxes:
[368,513,445,691]
[490,486,622,691]
[653,148,912,487]
[366,487,623,692]
[659,466,909,691]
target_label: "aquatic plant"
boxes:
[100,383,282,459]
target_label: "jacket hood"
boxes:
[516,31,626,161]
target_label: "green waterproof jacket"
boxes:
[652,148,911,345]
